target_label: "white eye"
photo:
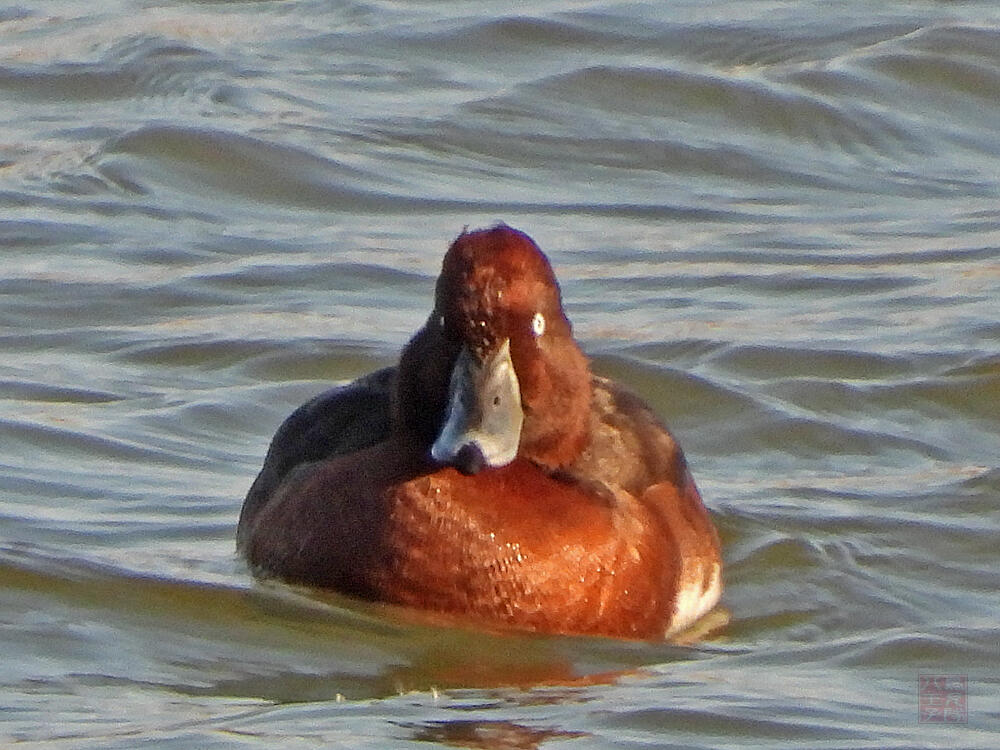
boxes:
[437,314,446,328]
[531,312,545,337]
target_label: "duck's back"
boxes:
[237,367,395,548]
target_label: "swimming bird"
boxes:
[238,224,721,639]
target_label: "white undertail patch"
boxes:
[665,561,722,638]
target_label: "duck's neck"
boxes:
[516,343,592,472]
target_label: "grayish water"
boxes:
[2,0,999,746]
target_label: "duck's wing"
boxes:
[563,374,692,498]
[237,366,395,547]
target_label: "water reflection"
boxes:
[408,719,588,750]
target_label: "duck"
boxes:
[237,224,722,639]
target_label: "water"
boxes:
[2,0,999,746]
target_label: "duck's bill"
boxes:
[430,339,523,475]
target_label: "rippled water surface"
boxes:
[3,0,999,746]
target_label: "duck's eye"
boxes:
[437,314,446,328]
[531,312,545,337]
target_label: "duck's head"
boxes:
[396,225,591,475]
